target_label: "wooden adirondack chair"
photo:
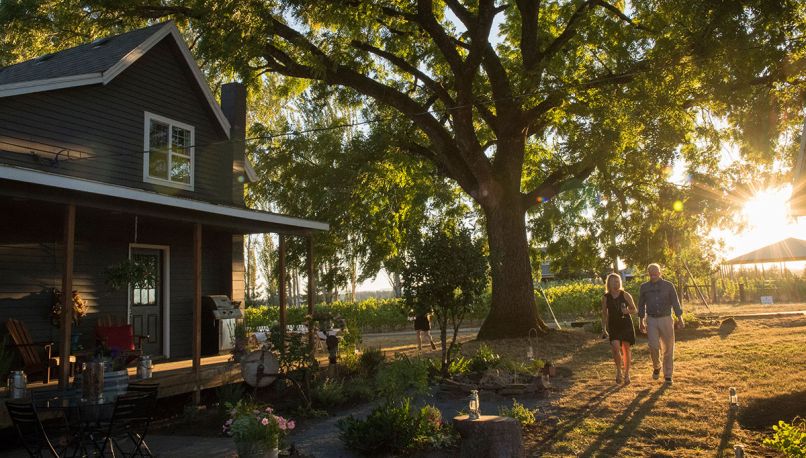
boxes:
[95,316,148,366]
[5,318,74,384]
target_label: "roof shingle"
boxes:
[0,23,167,86]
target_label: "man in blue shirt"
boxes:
[638,263,685,384]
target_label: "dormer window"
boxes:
[143,112,194,190]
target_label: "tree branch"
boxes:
[261,23,487,193]
[535,0,595,68]
[349,40,455,105]
[592,0,654,32]
[516,0,541,71]
[522,157,597,209]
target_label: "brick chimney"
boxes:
[220,82,246,205]
[220,82,246,306]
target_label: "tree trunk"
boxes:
[477,197,548,339]
[350,256,357,302]
[390,271,402,298]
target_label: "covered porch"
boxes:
[0,353,238,428]
[0,164,328,395]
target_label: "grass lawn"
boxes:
[455,316,806,457]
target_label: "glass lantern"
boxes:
[468,389,480,420]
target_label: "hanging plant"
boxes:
[51,289,88,327]
[104,258,156,291]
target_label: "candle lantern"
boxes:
[468,389,480,420]
[729,387,738,408]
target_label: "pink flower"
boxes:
[265,406,274,413]
[287,420,295,430]
[261,418,269,426]
[277,417,287,430]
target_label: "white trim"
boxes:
[129,244,171,358]
[0,73,104,97]
[0,22,232,138]
[244,157,258,183]
[143,111,195,191]
[0,164,330,231]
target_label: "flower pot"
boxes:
[235,441,278,458]
[70,331,83,352]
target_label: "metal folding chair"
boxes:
[124,382,159,457]
[94,392,154,457]
[6,399,70,457]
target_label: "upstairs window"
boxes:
[143,112,194,190]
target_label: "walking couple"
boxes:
[601,263,685,385]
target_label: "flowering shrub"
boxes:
[222,400,295,450]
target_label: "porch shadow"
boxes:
[577,384,669,457]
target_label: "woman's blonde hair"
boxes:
[605,273,623,294]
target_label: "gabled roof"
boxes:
[0,22,230,138]
[725,238,806,264]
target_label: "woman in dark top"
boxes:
[601,273,637,384]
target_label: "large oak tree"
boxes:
[2,1,804,338]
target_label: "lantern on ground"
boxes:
[729,387,738,408]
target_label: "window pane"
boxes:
[170,154,191,183]
[148,150,169,180]
[172,126,191,155]
[150,120,169,149]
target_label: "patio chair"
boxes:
[5,399,72,457]
[96,392,154,458]
[95,316,148,366]
[124,382,159,456]
[6,319,75,384]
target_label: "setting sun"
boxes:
[712,185,806,261]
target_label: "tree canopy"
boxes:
[2,0,805,337]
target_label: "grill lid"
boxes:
[212,308,244,319]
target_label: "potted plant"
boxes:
[223,400,295,458]
[103,258,155,291]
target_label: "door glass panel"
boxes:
[131,253,158,306]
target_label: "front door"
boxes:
[130,248,162,356]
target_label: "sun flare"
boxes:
[713,185,806,260]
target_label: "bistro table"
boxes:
[33,389,121,456]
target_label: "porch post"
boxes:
[278,235,286,353]
[192,223,202,404]
[59,203,76,389]
[307,235,315,349]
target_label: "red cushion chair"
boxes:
[95,316,148,366]
[96,325,136,352]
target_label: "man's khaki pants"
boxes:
[647,315,675,378]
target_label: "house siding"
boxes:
[0,37,234,206]
[0,202,235,358]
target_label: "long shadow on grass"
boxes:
[715,406,737,458]
[531,384,625,455]
[577,384,669,457]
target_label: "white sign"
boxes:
[760,295,774,305]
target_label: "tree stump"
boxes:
[453,415,524,458]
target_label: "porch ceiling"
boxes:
[0,164,328,235]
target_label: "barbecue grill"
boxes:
[201,295,243,356]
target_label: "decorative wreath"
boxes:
[51,289,88,327]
